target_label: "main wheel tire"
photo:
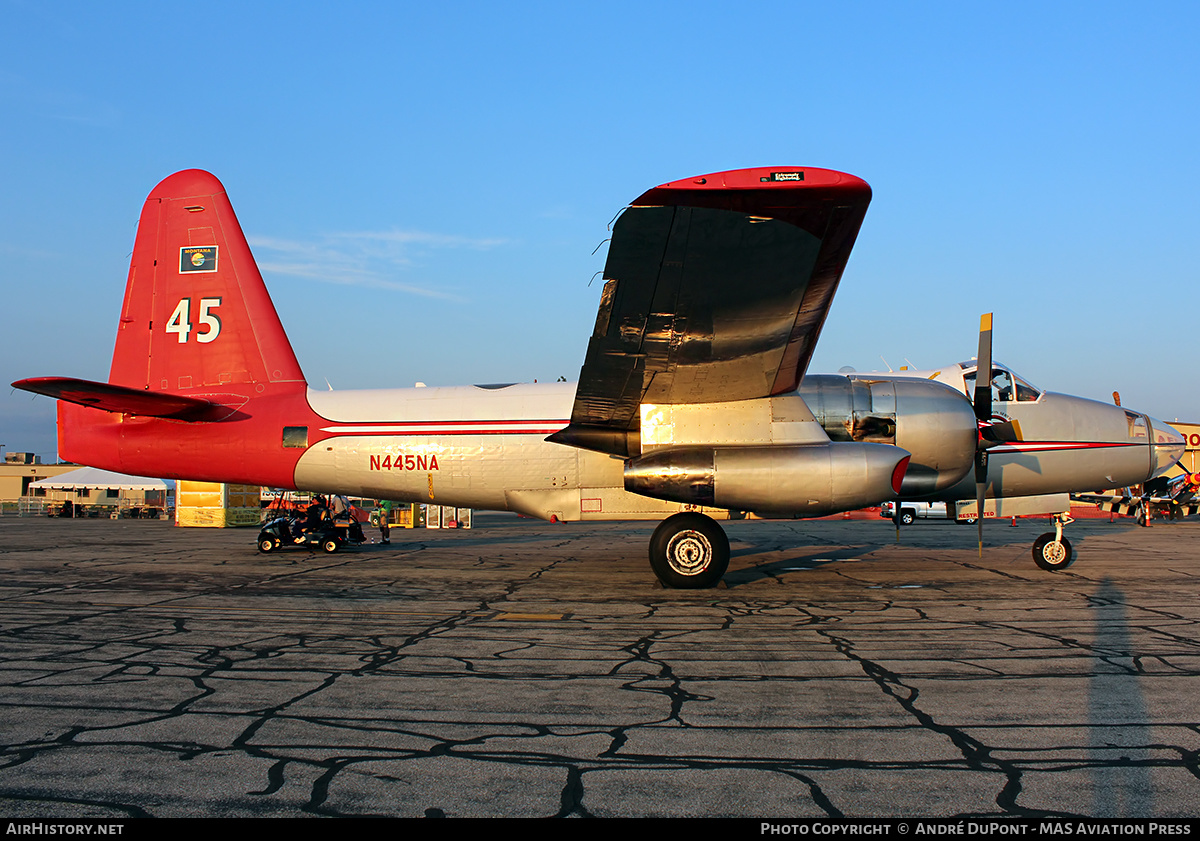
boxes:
[258,537,276,553]
[322,538,339,554]
[649,512,730,589]
[1033,533,1073,571]
[899,510,916,525]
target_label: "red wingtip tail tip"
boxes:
[647,166,871,194]
[147,169,229,201]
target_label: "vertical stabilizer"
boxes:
[109,169,306,394]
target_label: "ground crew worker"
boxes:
[377,499,392,544]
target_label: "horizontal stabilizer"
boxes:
[12,377,218,420]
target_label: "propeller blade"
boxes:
[972,313,995,555]
[974,313,993,423]
[975,448,988,556]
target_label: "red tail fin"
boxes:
[14,170,316,487]
[109,169,306,394]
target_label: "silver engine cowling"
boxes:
[799,375,977,496]
[624,441,911,516]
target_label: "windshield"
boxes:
[962,363,1041,403]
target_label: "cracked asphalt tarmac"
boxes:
[1,513,1198,818]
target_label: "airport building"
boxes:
[1169,421,1200,474]
[0,455,80,510]
[2,454,172,518]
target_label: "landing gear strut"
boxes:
[649,512,730,589]
[1032,512,1074,571]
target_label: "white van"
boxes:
[880,500,976,525]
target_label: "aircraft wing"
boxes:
[1071,492,1143,516]
[1070,492,1200,519]
[550,167,872,457]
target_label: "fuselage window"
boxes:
[282,426,309,449]
[1125,411,1147,439]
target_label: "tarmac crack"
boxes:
[4,519,1200,816]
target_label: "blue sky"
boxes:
[3,1,1198,460]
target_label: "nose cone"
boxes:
[1149,416,1186,478]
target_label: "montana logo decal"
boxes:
[180,246,218,273]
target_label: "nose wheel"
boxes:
[649,512,730,589]
[1032,513,1074,571]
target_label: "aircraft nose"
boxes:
[1148,415,1186,478]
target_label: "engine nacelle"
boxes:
[799,375,976,496]
[624,442,910,516]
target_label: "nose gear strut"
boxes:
[1032,512,1074,571]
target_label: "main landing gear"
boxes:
[647,509,1079,586]
[1032,512,1074,571]
[649,512,730,589]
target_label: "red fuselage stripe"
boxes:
[987,441,1142,454]
[317,421,570,436]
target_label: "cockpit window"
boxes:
[991,370,1016,402]
[1125,411,1148,439]
[1013,376,1040,402]
[963,365,1041,403]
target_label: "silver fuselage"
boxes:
[290,369,1181,521]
